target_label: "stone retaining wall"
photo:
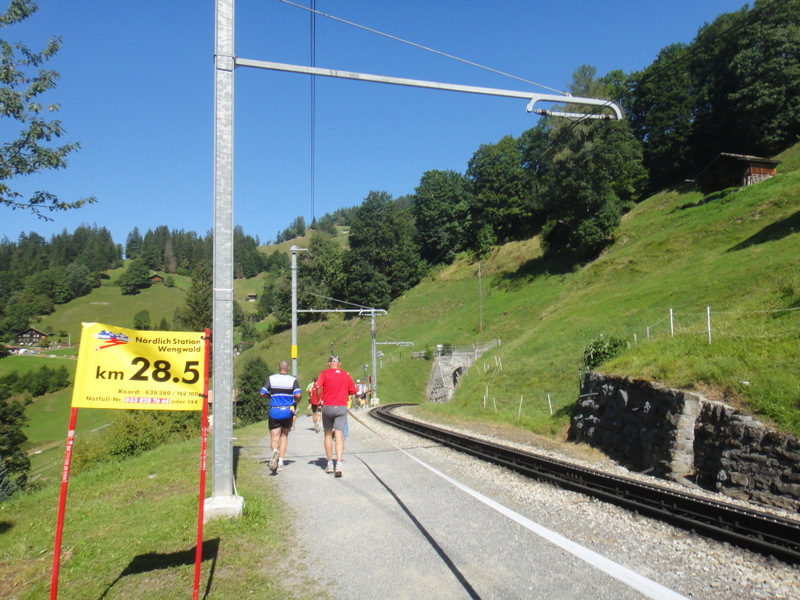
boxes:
[568,372,800,512]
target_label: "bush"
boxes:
[583,334,629,369]
[235,356,271,426]
[72,411,200,473]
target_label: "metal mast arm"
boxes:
[234,58,623,120]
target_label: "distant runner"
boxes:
[306,376,321,432]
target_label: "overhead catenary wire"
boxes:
[278,0,566,95]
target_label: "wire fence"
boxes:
[633,305,800,345]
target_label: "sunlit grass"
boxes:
[0,421,301,600]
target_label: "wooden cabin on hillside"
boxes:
[695,153,781,196]
[16,327,48,346]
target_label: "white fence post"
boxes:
[670,308,674,337]
[707,306,712,344]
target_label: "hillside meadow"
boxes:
[6,143,799,488]
[254,142,800,439]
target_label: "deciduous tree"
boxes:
[0,0,95,218]
[412,170,472,266]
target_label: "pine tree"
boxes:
[176,262,212,332]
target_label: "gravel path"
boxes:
[255,409,800,600]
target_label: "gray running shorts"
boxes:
[321,405,348,432]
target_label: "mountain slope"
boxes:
[256,143,800,438]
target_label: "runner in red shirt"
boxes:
[316,355,357,477]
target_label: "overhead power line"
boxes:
[278,0,565,95]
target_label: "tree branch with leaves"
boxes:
[0,0,95,219]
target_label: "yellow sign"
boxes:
[71,323,207,411]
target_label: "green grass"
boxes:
[246,143,800,439]
[0,421,311,600]
[38,282,187,344]
[0,355,113,483]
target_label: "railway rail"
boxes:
[371,403,800,565]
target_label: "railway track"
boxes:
[371,403,800,565]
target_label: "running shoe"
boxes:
[334,462,343,478]
[277,461,284,472]
[268,449,279,472]
[314,422,321,433]
[325,461,334,474]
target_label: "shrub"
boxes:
[72,411,200,473]
[583,334,629,369]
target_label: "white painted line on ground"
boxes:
[397,445,689,600]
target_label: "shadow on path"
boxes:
[358,457,482,600]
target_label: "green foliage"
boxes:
[467,135,536,243]
[624,44,693,190]
[174,261,212,331]
[275,215,306,244]
[583,334,630,369]
[72,410,200,473]
[115,257,151,295]
[346,190,423,304]
[291,231,346,324]
[0,454,17,500]
[622,1,800,188]
[133,308,150,330]
[235,355,271,425]
[0,363,70,397]
[0,0,96,217]
[0,227,120,336]
[536,66,647,258]
[413,169,473,266]
[0,396,29,488]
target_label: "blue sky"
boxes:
[2,0,748,248]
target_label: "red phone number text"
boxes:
[124,397,171,404]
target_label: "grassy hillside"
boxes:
[252,142,800,438]
[0,421,299,600]
[7,144,799,487]
[35,270,193,343]
[262,224,350,256]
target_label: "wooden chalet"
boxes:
[16,327,48,346]
[148,273,164,284]
[695,153,781,196]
